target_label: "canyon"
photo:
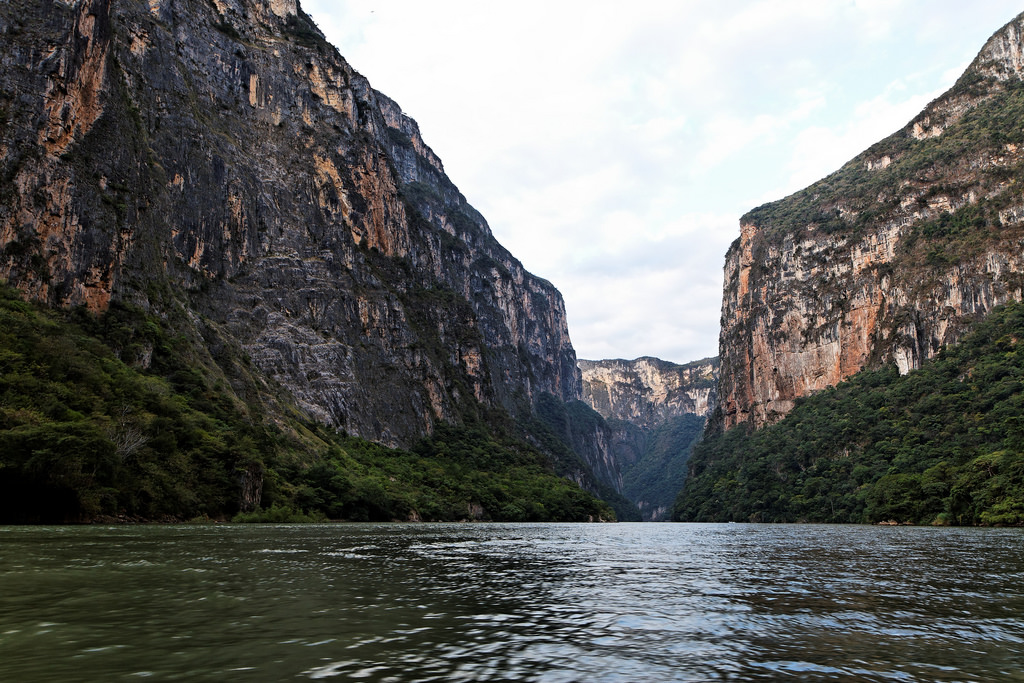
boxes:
[580,357,717,520]
[6,1,1024,523]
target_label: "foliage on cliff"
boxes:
[616,414,705,517]
[743,77,1024,247]
[529,394,641,521]
[0,286,612,523]
[738,74,1024,317]
[717,14,1024,433]
[675,302,1024,525]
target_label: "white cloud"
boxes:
[782,86,939,193]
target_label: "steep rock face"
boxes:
[719,11,1024,431]
[580,357,717,520]
[565,414,621,494]
[0,0,580,446]
[580,357,717,429]
[537,394,625,496]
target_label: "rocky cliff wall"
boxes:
[0,0,580,446]
[580,357,717,430]
[719,11,1024,431]
[579,356,717,520]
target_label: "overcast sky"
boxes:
[302,1,1023,364]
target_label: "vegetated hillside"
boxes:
[529,393,642,522]
[676,302,1024,526]
[580,357,717,520]
[612,413,706,520]
[717,10,1024,432]
[0,286,614,523]
[0,0,626,517]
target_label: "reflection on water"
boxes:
[0,523,1022,681]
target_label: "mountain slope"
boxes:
[718,11,1024,431]
[0,0,627,519]
[0,0,578,450]
[0,284,615,523]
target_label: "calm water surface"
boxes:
[0,523,1022,682]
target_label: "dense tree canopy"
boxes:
[0,286,613,523]
[676,303,1024,526]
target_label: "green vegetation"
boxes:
[261,420,612,523]
[283,11,326,50]
[620,414,705,517]
[530,394,641,521]
[213,19,242,42]
[699,70,1024,526]
[230,421,614,524]
[0,285,613,523]
[675,303,1024,525]
[0,287,262,522]
[744,78,1024,251]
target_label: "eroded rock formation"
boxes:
[580,357,717,429]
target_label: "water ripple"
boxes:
[0,523,1022,681]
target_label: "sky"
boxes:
[301,0,1024,364]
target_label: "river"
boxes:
[0,523,1021,681]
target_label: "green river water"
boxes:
[0,523,1021,681]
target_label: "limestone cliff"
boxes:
[580,357,717,429]
[719,11,1024,431]
[0,0,580,446]
[580,357,717,520]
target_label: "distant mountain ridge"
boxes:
[580,357,717,429]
